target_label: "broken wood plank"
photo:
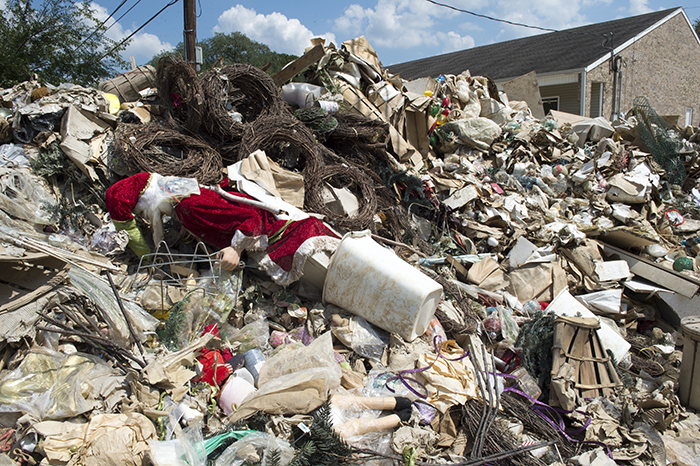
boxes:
[601,242,700,298]
[272,44,325,87]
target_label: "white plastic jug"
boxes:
[323,230,443,341]
[281,83,323,108]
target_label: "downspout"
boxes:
[603,32,623,120]
[612,55,623,119]
[580,69,587,116]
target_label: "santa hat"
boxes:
[105,172,152,222]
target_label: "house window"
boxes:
[542,97,559,115]
[686,108,694,127]
[591,83,603,117]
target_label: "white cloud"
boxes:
[213,5,336,56]
[90,2,173,62]
[629,0,653,15]
[436,31,475,53]
[333,0,482,51]
[0,0,6,10]
[123,32,173,58]
[489,0,587,34]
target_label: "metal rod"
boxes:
[467,341,488,459]
[104,271,146,362]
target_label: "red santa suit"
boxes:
[105,172,339,286]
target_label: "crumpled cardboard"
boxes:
[615,422,666,465]
[59,105,111,180]
[500,71,544,119]
[507,261,566,304]
[571,117,615,146]
[43,413,156,466]
[391,425,440,457]
[228,369,328,424]
[569,448,616,466]
[239,150,305,208]
[570,399,624,448]
[549,362,577,411]
[144,333,214,397]
[340,36,383,78]
[466,256,509,292]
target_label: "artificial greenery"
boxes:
[29,141,105,231]
[515,311,556,398]
[289,402,356,466]
[157,292,192,351]
[223,403,356,466]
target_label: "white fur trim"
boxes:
[230,229,268,252]
[252,235,340,287]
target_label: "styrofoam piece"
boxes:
[575,289,623,314]
[594,260,632,282]
[323,230,443,341]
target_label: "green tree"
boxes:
[695,18,700,39]
[0,0,128,88]
[148,32,297,75]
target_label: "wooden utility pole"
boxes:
[183,0,197,67]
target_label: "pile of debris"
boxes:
[0,35,699,466]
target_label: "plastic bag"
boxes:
[0,167,56,224]
[221,318,270,355]
[89,224,130,255]
[0,143,29,167]
[256,331,340,388]
[214,432,293,466]
[68,267,159,346]
[498,305,520,343]
[150,405,206,466]
[0,348,118,420]
[452,78,481,118]
[349,316,389,362]
[439,117,502,146]
[331,315,389,362]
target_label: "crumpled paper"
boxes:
[43,413,156,466]
[416,340,479,413]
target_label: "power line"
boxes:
[423,0,608,38]
[424,0,559,33]
[103,0,145,36]
[98,0,180,61]
[79,0,130,48]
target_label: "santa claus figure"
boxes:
[105,172,339,286]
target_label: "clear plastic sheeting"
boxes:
[0,348,119,420]
[0,167,56,224]
[68,267,159,346]
[0,143,29,167]
[214,432,294,466]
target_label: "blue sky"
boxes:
[14,1,700,67]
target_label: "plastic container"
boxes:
[322,230,443,341]
[678,316,700,410]
[218,368,256,416]
[280,83,323,108]
[243,348,265,386]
